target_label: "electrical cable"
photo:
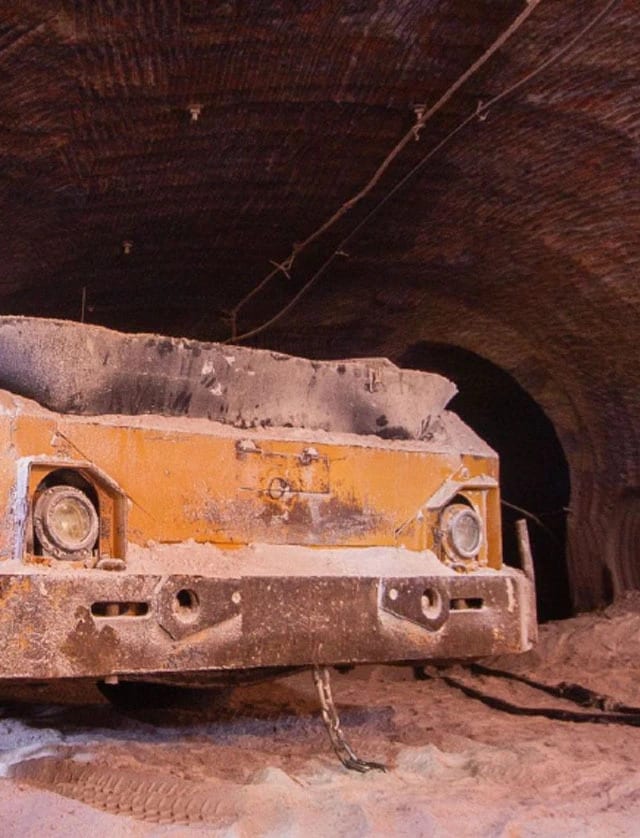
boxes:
[416,664,640,727]
[228,0,546,329]
[469,663,640,714]
[229,0,619,344]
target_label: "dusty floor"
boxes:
[1,596,640,837]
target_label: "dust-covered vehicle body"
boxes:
[0,317,536,686]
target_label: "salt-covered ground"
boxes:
[2,595,640,836]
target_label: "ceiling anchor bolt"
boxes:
[476,99,489,122]
[412,103,427,140]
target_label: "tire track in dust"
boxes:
[11,756,239,827]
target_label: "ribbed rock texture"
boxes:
[0,0,638,609]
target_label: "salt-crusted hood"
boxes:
[0,316,457,440]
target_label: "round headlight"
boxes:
[34,486,99,560]
[440,503,483,561]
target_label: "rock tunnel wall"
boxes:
[393,298,638,614]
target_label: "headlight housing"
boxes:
[440,502,483,563]
[33,485,99,560]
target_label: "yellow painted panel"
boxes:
[3,398,502,567]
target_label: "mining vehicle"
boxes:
[0,317,536,768]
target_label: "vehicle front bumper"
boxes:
[0,546,537,681]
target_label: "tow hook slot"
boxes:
[381,579,449,630]
[91,601,149,617]
[450,597,484,610]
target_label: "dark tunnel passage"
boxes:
[399,342,572,622]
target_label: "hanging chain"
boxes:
[312,665,386,773]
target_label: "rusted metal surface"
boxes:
[0,565,535,681]
[0,320,536,684]
[0,391,501,560]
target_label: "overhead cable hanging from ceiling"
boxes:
[225,0,619,344]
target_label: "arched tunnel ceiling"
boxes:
[0,0,638,610]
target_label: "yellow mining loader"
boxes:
[0,317,536,769]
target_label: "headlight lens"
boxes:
[441,503,483,561]
[34,486,99,559]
